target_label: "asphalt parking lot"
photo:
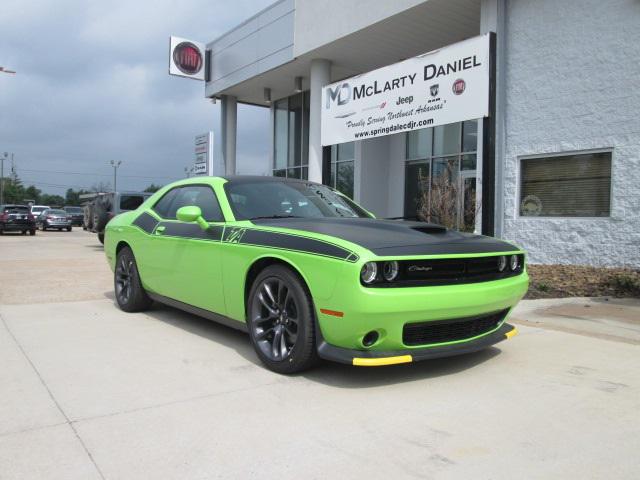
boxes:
[1,230,639,479]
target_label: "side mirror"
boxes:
[176,205,208,231]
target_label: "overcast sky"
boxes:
[0,0,273,196]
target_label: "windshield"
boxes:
[224,180,371,220]
[47,209,66,215]
[65,207,82,213]
[31,207,46,213]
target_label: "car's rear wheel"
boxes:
[98,232,105,244]
[115,246,152,312]
[29,229,36,236]
[247,265,318,374]
[66,227,72,232]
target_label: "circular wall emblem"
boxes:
[520,195,543,216]
[173,42,203,75]
[452,78,466,95]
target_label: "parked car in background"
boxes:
[0,204,36,235]
[30,205,50,219]
[36,208,72,231]
[91,191,152,243]
[64,206,84,226]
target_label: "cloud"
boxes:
[0,0,272,194]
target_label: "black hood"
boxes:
[250,217,519,256]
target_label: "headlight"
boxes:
[497,255,507,272]
[360,262,378,284]
[509,254,519,271]
[383,261,399,281]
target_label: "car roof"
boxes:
[219,175,322,187]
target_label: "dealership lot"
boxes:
[1,230,639,479]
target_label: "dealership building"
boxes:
[200,0,639,267]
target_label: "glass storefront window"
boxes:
[272,92,310,179]
[433,123,461,156]
[462,120,478,153]
[274,99,288,171]
[404,121,478,231]
[406,128,432,160]
[329,142,355,199]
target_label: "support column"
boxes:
[308,59,331,183]
[220,95,237,175]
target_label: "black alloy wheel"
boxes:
[114,247,152,312]
[248,265,318,374]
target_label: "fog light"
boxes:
[497,256,507,272]
[362,331,379,347]
[383,261,399,281]
[360,262,378,284]
[510,254,519,271]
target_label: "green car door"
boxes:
[141,184,227,315]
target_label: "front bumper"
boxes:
[318,323,518,366]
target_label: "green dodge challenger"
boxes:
[104,176,528,373]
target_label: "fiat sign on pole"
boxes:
[169,36,206,81]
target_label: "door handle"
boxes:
[155,226,166,235]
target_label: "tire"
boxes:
[247,265,318,374]
[29,230,36,236]
[114,246,152,313]
[41,224,46,231]
[21,231,26,235]
[98,232,105,244]
[66,227,72,232]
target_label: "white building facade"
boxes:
[204,0,640,267]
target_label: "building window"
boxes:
[272,92,310,179]
[329,142,355,198]
[519,151,612,217]
[404,121,477,231]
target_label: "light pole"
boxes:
[0,152,7,205]
[110,160,122,193]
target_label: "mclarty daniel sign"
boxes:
[321,34,490,146]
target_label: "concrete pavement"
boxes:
[0,230,638,479]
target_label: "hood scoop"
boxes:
[411,225,447,234]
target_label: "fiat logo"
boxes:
[452,78,466,95]
[173,42,203,75]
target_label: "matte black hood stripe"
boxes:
[252,218,520,256]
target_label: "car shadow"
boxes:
[103,292,503,388]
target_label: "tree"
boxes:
[91,181,111,193]
[144,183,162,193]
[65,188,90,206]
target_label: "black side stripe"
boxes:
[159,222,224,241]
[132,212,358,262]
[133,212,159,234]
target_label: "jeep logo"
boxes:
[325,82,351,108]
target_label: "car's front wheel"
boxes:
[115,246,152,313]
[247,265,318,374]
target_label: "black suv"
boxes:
[0,204,36,235]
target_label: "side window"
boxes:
[173,186,224,222]
[153,186,223,222]
[153,188,179,218]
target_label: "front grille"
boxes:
[402,309,508,346]
[365,254,525,287]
